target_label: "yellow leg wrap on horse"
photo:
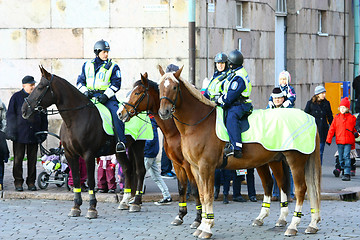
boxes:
[262,202,270,208]
[311,208,320,213]
[179,202,187,207]
[293,211,303,218]
[206,213,214,219]
[196,205,202,210]
[201,212,207,218]
[280,201,288,207]
[73,188,81,193]
[135,190,143,195]
[88,190,94,195]
[124,188,131,193]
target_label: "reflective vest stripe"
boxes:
[207,70,230,100]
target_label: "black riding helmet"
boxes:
[94,39,110,55]
[214,52,228,71]
[228,49,244,69]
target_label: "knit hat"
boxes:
[165,64,179,73]
[340,97,350,109]
[22,75,36,84]
[271,87,284,98]
[278,70,291,84]
[314,85,326,95]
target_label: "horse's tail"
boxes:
[304,131,321,216]
[281,157,291,199]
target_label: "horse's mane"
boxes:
[134,79,159,93]
[160,73,216,107]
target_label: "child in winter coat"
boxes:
[97,154,117,193]
[326,97,358,181]
[268,70,296,108]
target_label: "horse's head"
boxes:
[22,66,56,119]
[118,72,155,122]
[158,65,183,120]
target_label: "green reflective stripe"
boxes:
[196,205,202,210]
[124,188,131,193]
[311,208,320,213]
[85,61,115,90]
[280,202,288,207]
[207,70,230,100]
[262,202,270,208]
[206,213,214,219]
[293,211,303,218]
[179,203,187,207]
[73,188,81,193]
[223,67,251,98]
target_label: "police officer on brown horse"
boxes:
[77,39,126,152]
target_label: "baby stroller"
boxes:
[36,131,71,190]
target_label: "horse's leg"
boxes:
[84,154,98,219]
[304,150,321,234]
[252,164,273,227]
[284,152,307,236]
[117,151,133,210]
[185,162,202,229]
[129,140,146,213]
[270,159,290,227]
[171,162,188,226]
[190,165,206,238]
[67,155,82,217]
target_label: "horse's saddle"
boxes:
[92,100,153,141]
[215,107,317,154]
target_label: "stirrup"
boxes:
[116,142,126,153]
[223,143,234,157]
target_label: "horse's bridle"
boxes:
[159,80,181,114]
[23,75,54,114]
[122,82,151,118]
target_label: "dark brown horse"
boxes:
[119,73,202,228]
[157,67,321,238]
[21,66,146,217]
[118,72,293,229]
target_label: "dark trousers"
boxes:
[214,169,233,195]
[233,168,256,198]
[160,146,173,174]
[105,98,126,143]
[0,160,4,184]
[12,142,38,187]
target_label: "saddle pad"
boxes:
[92,99,114,135]
[216,107,317,154]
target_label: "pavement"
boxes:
[1,141,359,203]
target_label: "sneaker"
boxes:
[98,189,108,193]
[333,169,341,177]
[28,185,37,191]
[233,196,247,202]
[223,195,229,204]
[154,197,172,205]
[350,170,356,176]
[116,142,126,153]
[342,174,350,181]
[249,196,257,202]
[15,186,24,191]
[161,172,176,179]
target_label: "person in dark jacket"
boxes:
[6,76,48,191]
[304,85,333,164]
[0,98,9,191]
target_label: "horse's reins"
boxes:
[159,80,216,127]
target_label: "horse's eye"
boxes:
[173,86,177,90]
[135,92,140,96]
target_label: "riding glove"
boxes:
[84,91,93,99]
[98,94,109,104]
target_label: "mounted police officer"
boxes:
[204,52,230,101]
[216,49,253,158]
[77,39,126,152]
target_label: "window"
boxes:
[318,10,328,36]
[236,2,250,31]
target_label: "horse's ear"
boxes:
[140,72,148,85]
[39,65,51,79]
[158,65,165,76]
[39,65,45,76]
[173,65,184,79]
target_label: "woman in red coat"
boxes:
[326,97,358,181]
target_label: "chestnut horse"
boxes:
[119,73,202,228]
[157,67,321,238]
[119,73,293,228]
[22,66,146,217]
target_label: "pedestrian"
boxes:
[326,97,358,181]
[216,49,253,158]
[6,75,48,191]
[232,169,257,202]
[267,87,295,201]
[68,157,88,192]
[97,154,117,193]
[214,169,233,204]
[0,98,9,191]
[352,75,360,113]
[145,114,172,205]
[304,85,333,164]
[268,70,296,108]
[76,39,126,153]
[159,64,180,179]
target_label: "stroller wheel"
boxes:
[55,171,65,187]
[37,171,50,189]
[65,174,71,191]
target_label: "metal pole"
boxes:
[353,0,359,110]
[189,0,196,85]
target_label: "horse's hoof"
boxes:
[68,208,81,217]
[305,226,318,234]
[129,204,141,212]
[284,228,297,236]
[171,216,183,226]
[198,231,213,239]
[85,209,98,219]
[190,221,201,229]
[275,219,287,227]
[252,219,263,226]
[193,229,202,237]
[118,202,129,210]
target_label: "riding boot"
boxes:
[223,143,234,156]
[214,188,220,200]
[116,142,126,153]
[223,194,229,204]
[234,149,242,158]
